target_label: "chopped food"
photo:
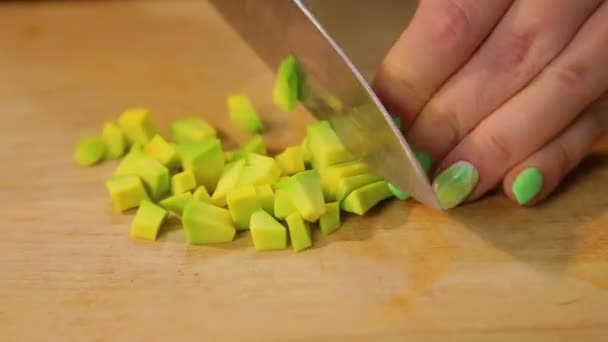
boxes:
[175,139,224,192]
[117,107,158,145]
[335,173,384,202]
[242,134,267,156]
[144,134,180,170]
[160,192,193,217]
[319,160,369,201]
[301,138,311,165]
[285,212,312,252]
[211,159,246,207]
[182,200,236,245]
[171,169,197,195]
[130,200,167,241]
[256,184,275,216]
[193,185,211,203]
[74,136,106,167]
[171,117,216,144]
[228,94,263,133]
[415,150,434,173]
[250,210,287,251]
[238,153,282,186]
[319,202,341,235]
[102,122,127,160]
[273,186,296,219]
[226,185,262,230]
[306,121,354,168]
[275,146,305,176]
[341,180,392,215]
[105,175,150,212]
[131,155,170,201]
[283,170,325,222]
[273,55,301,112]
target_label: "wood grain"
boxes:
[1,1,607,341]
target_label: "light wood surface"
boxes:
[1,1,608,341]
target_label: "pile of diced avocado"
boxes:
[73,55,432,252]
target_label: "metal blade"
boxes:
[210,0,441,210]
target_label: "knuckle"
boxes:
[476,129,513,165]
[490,25,537,74]
[547,61,594,102]
[425,0,475,51]
[553,139,575,176]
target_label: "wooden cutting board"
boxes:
[1,1,607,341]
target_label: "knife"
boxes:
[209,0,441,210]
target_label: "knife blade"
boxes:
[210,0,441,210]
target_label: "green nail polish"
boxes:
[512,167,544,205]
[433,161,479,209]
[388,183,409,201]
[414,150,433,173]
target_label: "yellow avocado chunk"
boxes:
[175,139,224,192]
[144,134,180,170]
[117,107,158,145]
[74,136,105,167]
[286,212,312,253]
[182,200,236,245]
[160,192,193,217]
[306,121,354,168]
[171,117,216,144]
[319,202,341,235]
[130,200,167,241]
[226,185,262,231]
[341,180,392,215]
[102,122,127,160]
[171,169,197,195]
[283,170,325,222]
[275,146,305,176]
[228,94,263,134]
[105,174,150,212]
[250,210,287,251]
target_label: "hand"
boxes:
[373,0,608,209]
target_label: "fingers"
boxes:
[407,0,603,160]
[504,95,608,206]
[372,0,513,127]
[433,1,608,209]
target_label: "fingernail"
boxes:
[512,167,544,205]
[414,150,433,174]
[433,161,479,209]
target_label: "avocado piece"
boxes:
[212,159,246,207]
[283,170,325,222]
[250,210,287,251]
[105,174,150,212]
[228,94,263,133]
[117,107,158,145]
[144,134,180,170]
[256,184,275,216]
[275,146,305,176]
[306,120,354,168]
[171,117,216,144]
[319,160,370,201]
[341,180,392,215]
[171,169,197,195]
[319,202,341,235]
[182,200,236,245]
[130,200,167,241]
[335,173,384,202]
[273,55,302,112]
[226,185,262,230]
[74,136,106,167]
[286,212,312,252]
[102,122,127,160]
[160,192,193,217]
[175,139,224,192]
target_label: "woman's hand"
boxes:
[373,0,608,209]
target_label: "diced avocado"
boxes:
[114,147,145,177]
[250,210,287,251]
[285,212,312,253]
[301,138,311,165]
[228,94,263,133]
[105,175,150,212]
[102,122,127,160]
[160,192,193,217]
[341,180,392,215]
[132,155,170,201]
[171,169,197,195]
[283,170,325,222]
[275,146,305,176]
[335,173,384,202]
[182,200,236,245]
[319,160,370,201]
[273,55,301,112]
[74,136,105,167]
[144,134,180,170]
[223,150,235,163]
[193,185,212,203]
[171,117,216,144]
[388,183,409,201]
[211,159,246,207]
[175,139,224,192]
[273,186,296,219]
[117,107,158,145]
[242,134,267,156]
[226,185,262,230]
[238,153,282,186]
[306,121,354,168]
[130,200,167,241]
[319,202,341,235]
[256,184,275,216]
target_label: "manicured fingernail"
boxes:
[414,150,433,174]
[512,167,544,205]
[433,161,479,209]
